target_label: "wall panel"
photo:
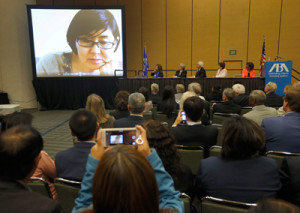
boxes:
[75,0,95,6]
[36,0,53,5]
[53,0,74,6]
[95,0,117,6]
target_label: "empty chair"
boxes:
[265,151,300,168]
[212,113,239,125]
[212,124,223,146]
[209,146,222,157]
[155,112,176,127]
[27,177,52,199]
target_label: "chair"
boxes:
[212,124,223,146]
[27,177,52,198]
[54,178,81,213]
[155,112,176,127]
[265,151,300,167]
[180,193,192,213]
[143,111,153,120]
[212,113,239,125]
[240,106,252,115]
[200,196,256,213]
[209,145,222,157]
[176,145,204,175]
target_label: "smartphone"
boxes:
[181,111,187,124]
[101,128,140,147]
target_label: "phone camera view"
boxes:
[106,130,136,145]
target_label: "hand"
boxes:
[135,125,151,157]
[172,110,182,126]
[91,129,105,160]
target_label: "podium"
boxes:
[263,61,293,96]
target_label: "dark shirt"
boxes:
[113,115,145,128]
[150,94,162,105]
[109,110,130,120]
[265,92,283,108]
[233,94,250,107]
[195,67,206,78]
[175,70,187,78]
[213,100,241,114]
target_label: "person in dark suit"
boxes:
[195,61,206,78]
[264,82,283,107]
[114,92,145,127]
[151,64,163,78]
[172,96,218,157]
[261,87,300,153]
[175,63,187,78]
[55,109,98,181]
[232,83,250,107]
[213,88,242,114]
[109,90,130,120]
[0,125,62,213]
[150,83,161,105]
[196,116,281,203]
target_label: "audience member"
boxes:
[278,84,292,116]
[157,85,178,117]
[151,64,163,78]
[216,62,227,78]
[232,83,250,106]
[86,94,115,128]
[2,111,33,130]
[0,126,62,212]
[188,82,205,100]
[150,83,161,105]
[175,84,185,103]
[243,90,278,125]
[55,109,97,181]
[109,90,130,120]
[175,63,187,78]
[261,87,300,153]
[195,61,206,78]
[293,81,300,89]
[196,116,281,203]
[138,86,153,112]
[242,62,255,77]
[114,92,145,127]
[73,126,184,213]
[264,82,283,107]
[248,198,300,213]
[213,88,241,114]
[206,85,222,102]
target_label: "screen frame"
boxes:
[27,5,126,79]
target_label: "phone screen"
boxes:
[181,111,187,123]
[105,130,137,145]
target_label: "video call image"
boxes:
[29,8,124,77]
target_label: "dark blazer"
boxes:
[196,156,281,203]
[265,92,283,108]
[150,94,162,105]
[213,100,241,114]
[55,141,95,181]
[175,70,187,78]
[195,67,207,78]
[151,71,163,78]
[280,156,300,206]
[233,94,250,107]
[261,112,300,153]
[0,180,62,213]
[113,115,145,128]
[109,110,130,120]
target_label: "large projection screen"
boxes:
[27,6,125,78]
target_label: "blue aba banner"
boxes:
[263,61,293,96]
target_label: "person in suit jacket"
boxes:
[150,83,162,105]
[0,126,62,213]
[114,92,145,127]
[264,82,283,107]
[243,90,278,125]
[261,87,300,153]
[242,62,255,77]
[55,109,98,181]
[195,61,206,78]
[151,64,163,78]
[196,116,281,203]
[175,63,187,78]
[232,83,250,107]
[213,88,241,114]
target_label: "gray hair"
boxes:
[176,84,185,93]
[223,88,235,100]
[128,92,145,114]
[265,82,277,93]
[179,63,185,69]
[249,90,266,105]
[198,61,204,67]
[188,82,202,95]
[151,83,159,93]
[180,91,197,109]
[232,84,246,94]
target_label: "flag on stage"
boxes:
[259,40,266,76]
[142,48,149,77]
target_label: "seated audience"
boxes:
[196,116,281,203]
[172,96,218,157]
[213,88,241,114]
[157,85,178,117]
[0,126,62,212]
[114,92,145,127]
[151,64,163,78]
[206,85,222,102]
[216,62,227,78]
[175,84,185,103]
[264,82,283,107]
[55,109,97,181]
[86,94,115,128]
[232,83,250,106]
[278,84,292,116]
[195,61,206,78]
[150,83,161,105]
[73,126,184,213]
[243,90,278,125]
[138,86,153,112]
[188,82,205,100]
[248,198,300,213]
[175,63,187,78]
[242,62,255,77]
[261,87,300,153]
[109,90,130,120]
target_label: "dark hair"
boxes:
[221,116,265,159]
[248,198,300,213]
[138,86,150,102]
[67,10,120,54]
[284,87,300,113]
[3,112,33,131]
[183,96,204,122]
[114,91,130,111]
[92,145,159,213]
[156,64,163,72]
[160,86,177,115]
[69,109,97,141]
[141,120,181,181]
[246,62,254,70]
[0,125,43,181]
[219,62,225,69]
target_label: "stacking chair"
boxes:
[212,113,239,125]
[54,178,81,213]
[240,106,252,115]
[155,112,176,127]
[27,177,52,198]
[265,151,300,167]
[143,111,153,120]
[209,146,222,157]
[180,193,192,213]
[176,145,204,175]
[200,196,256,213]
[212,124,223,146]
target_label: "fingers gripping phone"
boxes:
[101,128,140,147]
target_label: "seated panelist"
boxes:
[151,64,163,78]
[175,63,187,78]
[242,62,255,77]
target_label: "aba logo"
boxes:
[269,63,289,73]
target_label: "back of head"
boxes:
[284,87,300,113]
[114,90,130,111]
[188,82,202,95]
[86,94,107,124]
[138,86,150,102]
[69,109,97,141]
[249,90,266,106]
[176,84,185,93]
[232,84,246,95]
[162,85,175,101]
[92,145,159,213]
[128,92,145,114]
[183,96,204,122]
[248,198,300,213]
[223,88,235,100]
[0,125,43,181]
[3,112,33,131]
[180,91,197,109]
[222,116,265,159]
[219,62,225,69]
[151,83,159,93]
[265,82,277,93]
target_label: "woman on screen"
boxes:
[36,10,122,77]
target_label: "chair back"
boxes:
[209,146,222,157]
[240,107,252,115]
[155,112,176,127]
[180,193,192,213]
[27,177,52,199]
[54,178,81,213]
[212,113,239,125]
[143,111,153,120]
[265,151,300,167]
[212,124,223,146]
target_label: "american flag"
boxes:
[259,41,266,76]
